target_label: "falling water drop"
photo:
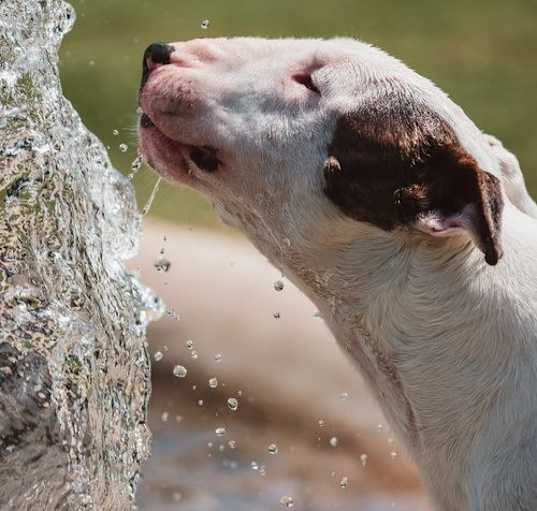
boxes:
[268,443,279,455]
[173,365,187,378]
[280,496,294,508]
[227,397,239,411]
[209,377,218,389]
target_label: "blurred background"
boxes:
[60,1,537,509]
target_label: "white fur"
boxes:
[139,37,537,510]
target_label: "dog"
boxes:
[138,37,537,510]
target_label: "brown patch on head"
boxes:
[324,91,504,265]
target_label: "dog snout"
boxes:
[140,42,175,90]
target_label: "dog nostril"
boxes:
[140,42,175,90]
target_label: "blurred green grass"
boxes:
[61,0,537,227]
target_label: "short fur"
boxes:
[138,37,537,511]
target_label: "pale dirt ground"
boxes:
[131,219,431,511]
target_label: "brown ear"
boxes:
[396,148,504,265]
[324,97,504,265]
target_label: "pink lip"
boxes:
[138,119,193,181]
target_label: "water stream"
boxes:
[0,1,161,509]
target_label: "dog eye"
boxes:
[292,73,321,95]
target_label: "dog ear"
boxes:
[393,147,504,265]
[324,99,504,265]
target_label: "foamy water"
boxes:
[0,1,160,508]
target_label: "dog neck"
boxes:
[244,203,537,510]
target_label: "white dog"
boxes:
[138,38,537,511]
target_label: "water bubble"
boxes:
[339,391,349,400]
[200,19,210,29]
[173,365,187,378]
[209,377,218,388]
[360,453,368,467]
[186,339,193,350]
[340,476,349,488]
[268,443,279,455]
[214,353,223,363]
[153,258,171,272]
[251,461,259,471]
[119,143,128,152]
[318,419,326,427]
[228,440,237,449]
[191,350,199,360]
[329,436,338,447]
[227,397,239,411]
[390,450,398,459]
[198,399,204,406]
[280,496,294,508]
[273,280,284,291]
[215,427,226,436]
[112,129,119,136]
[161,411,169,422]
[153,351,163,362]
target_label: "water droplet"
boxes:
[191,350,199,360]
[198,399,204,406]
[112,129,119,136]
[153,258,171,273]
[161,411,169,422]
[251,461,259,471]
[173,365,187,378]
[215,427,226,436]
[186,339,193,350]
[228,440,237,449]
[280,496,294,508]
[172,492,182,502]
[390,450,398,459]
[153,351,163,362]
[176,415,183,423]
[340,476,349,488]
[273,312,281,319]
[119,143,128,152]
[360,453,368,467]
[200,19,210,29]
[318,419,326,427]
[214,353,223,363]
[227,397,239,411]
[268,443,279,455]
[273,280,284,291]
[209,377,218,388]
[339,391,349,400]
[128,154,144,179]
[329,436,338,447]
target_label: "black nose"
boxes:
[140,42,175,90]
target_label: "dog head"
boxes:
[138,37,504,265]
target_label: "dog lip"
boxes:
[140,113,155,128]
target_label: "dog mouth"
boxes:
[138,112,222,175]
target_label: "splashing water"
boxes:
[0,1,161,509]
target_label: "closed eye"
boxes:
[292,73,321,95]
